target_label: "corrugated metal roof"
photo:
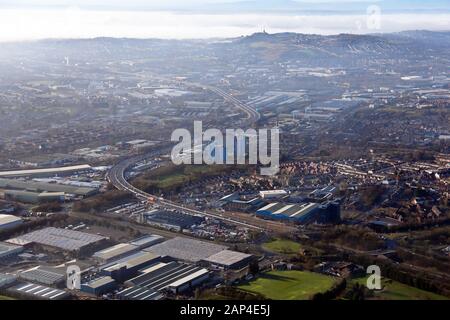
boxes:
[0,178,96,196]
[0,214,22,226]
[0,165,92,177]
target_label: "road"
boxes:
[107,154,265,230]
[106,83,269,231]
[202,85,260,125]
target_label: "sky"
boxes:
[0,0,449,41]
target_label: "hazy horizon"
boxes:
[0,0,449,42]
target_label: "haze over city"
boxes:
[0,0,449,41]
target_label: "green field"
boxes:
[262,239,302,255]
[350,277,448,300]
[238,270,337,300]
[133,164,242,192]
[0,295,15,300]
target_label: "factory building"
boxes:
[201,250,253,270]
[18,266,66,287]
[8,282,70,300]
[0,214,23,231]
[224,197,264,213]
[117,285,163,301]
[257,202,320,222]
[0,241,24,259]
[219,193,264,212]
[308,186,337,202]
[0,164,92,178]
[125,261,209,294]
[0,178,98,198]
[100,251,161,282]
[256,201,340,224]
[81,276,117,296]
[4,190,65,204]
[144,210,204,231]
[0,273,17,289]
[144,237,227,263]
[129,235,165,249]
[93,243,141,264]
[259,190,288,199]
[6,227,108,254]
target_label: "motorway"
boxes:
[107,154,265,231]
[202,85,261,125]
[107,85,266,230]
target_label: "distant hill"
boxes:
[1,31,448,67]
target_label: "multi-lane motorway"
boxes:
[107,153,265,231]
[107,85,265,230]
[203,85,261,125]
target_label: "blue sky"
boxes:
[0,0,449,41]
[2,0,449,12]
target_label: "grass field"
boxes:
[350,277,448,300]
[262,239,302,255]
[134,164,242,191]
[238,270,337,300]
[0,295,15,300]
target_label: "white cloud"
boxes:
[0,8,448,42]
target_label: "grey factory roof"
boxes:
[0,273,17,289]
[0,164,92,178]
[129,235,164,249]
[144,237,227,262]
[101,251,160,272]
[0,241,23,255]
[126,261,208,291]
[82,276,115,289]
[0,214,22,226]
[203,250,252,267]
[93,243,139,262]
[258,202,320,218]
[0,178,97,196]
[10,282,69,300]
[168,269,209,288]
[18,266,65,286]
[6,227,108,251]
[117,286,163,300]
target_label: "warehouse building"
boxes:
[8,282,70,300]
[223,197,264,213]
[125,261,209,294]
[0,164,92,178]
[4,190,65,204]
[259,190,288,199]
[202,250,253,270]
[144,210,204,231]
[81,276,117,296]
[0,178,98,198]
[0,273,17,289]
[129,235,165,249]
[0,214,23,231]
[117,285,163,300]
[100,251,161,282]
[0,241,24,259]
[144,237,227,263]
[6,227,108,254]
[308,185,337,202]
[18,266,65,286]
[256,201,340,224]
[256,202,320,222]
[93,243,140,264]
